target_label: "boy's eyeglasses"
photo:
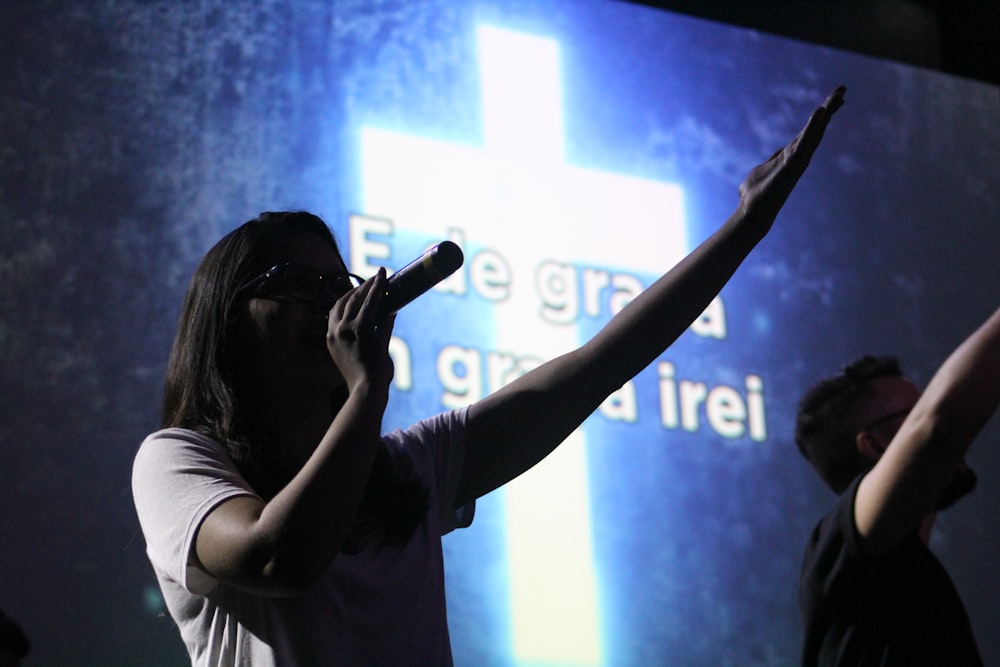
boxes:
[235,263,365,307]
[862,408,911,433]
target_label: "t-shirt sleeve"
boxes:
[131,429,259,594]
[383,406,474,535]
[808,475,902,583]
[836,476,868,564]
[804,476,865,588]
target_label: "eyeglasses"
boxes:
[862,408,911,432]
[235,263,365,307]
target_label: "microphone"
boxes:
[376,241,464,318]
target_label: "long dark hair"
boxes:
[162,211,429,546]
[161,211,341,490]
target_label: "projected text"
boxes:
[351,213,767,443]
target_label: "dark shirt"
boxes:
[799,476,982,666]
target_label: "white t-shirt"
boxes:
[132,408,473,667]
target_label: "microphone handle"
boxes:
[377,241,464,318]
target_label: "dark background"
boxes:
[635,0,999,86]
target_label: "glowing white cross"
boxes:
[358,26,687,665]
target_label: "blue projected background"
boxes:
[1,1,997,665]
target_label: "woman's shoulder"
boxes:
[134,427,233,472]
[385,407,470,448]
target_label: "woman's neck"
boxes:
[244,380,335,468]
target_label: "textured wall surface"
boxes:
[1,1,997,665]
